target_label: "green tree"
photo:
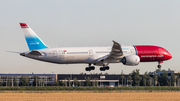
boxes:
[95,78,98,87]
[0,78,2,86]
[153,72,159,86]
[33,75,39,86]
[54,80,59,86]
[78,81,82,86]
[127,75,132,86]
[13,77,18,86]
[59,80,65,86]
[158,70,169,86]
[156,68,161,71]
[119,73,125,86]
[170,73,176,86]
[176,72,180,86]
[85,77,91,86]
[64,79,67,87]
[141,72,147,86]
[67,78,71,87]
[91,78,97,87]
[7,77,11,86]
[24,75,29,86]
[168,68,171,71]
[19,75,29,86]
[74,78,79,86]
[19,76,24,86]
[146,74,152,86]
[177,72,180,78]
[131,69,141,86]
[40,79,45,86]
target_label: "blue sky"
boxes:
[0,0,179,74]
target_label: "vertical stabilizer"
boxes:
[20,23,48,51]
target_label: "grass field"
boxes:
[0,91,180,101]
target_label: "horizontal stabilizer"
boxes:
[6,51,21,54]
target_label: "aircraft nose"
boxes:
[166,53,172,60]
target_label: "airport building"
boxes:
[57,74,129,87]
[0,74,55,86]
[0,73,130,87]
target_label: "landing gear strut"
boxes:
[99,60,110,71]
[157,61,163,69]
[85,63,95,71]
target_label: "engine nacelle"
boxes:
[121,55,140,66]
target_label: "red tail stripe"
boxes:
[20,23,28,27]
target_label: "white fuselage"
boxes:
[19,23,172,71]
[23,46,136,66]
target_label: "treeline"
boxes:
[120,69,179,86]
[0,75,97,87]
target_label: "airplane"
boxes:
[19,23,172,71]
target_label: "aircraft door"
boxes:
[58,50,65,60]
[89,50,93,56]
[130,49,135,55]
[53,51,57,57]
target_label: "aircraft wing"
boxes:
[96,40,123,63]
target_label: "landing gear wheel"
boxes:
[100,67,103,71]
[90,66,95,70]
[85,67,90,71]
[157,65,161,68]
[85,64,95,71]
[100,66,110,71]
[100,67,105,71]
[106,66,109,70]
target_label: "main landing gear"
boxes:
[85,64,95,71]
[100,66,110,71]
[99,60,110,71]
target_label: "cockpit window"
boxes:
[166,50,169,53]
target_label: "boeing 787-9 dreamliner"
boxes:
[18,23,172,71]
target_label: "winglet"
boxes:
[112,40,119,45]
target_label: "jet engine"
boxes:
[121,55,140,66]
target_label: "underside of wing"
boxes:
[106,40,123,60]
[95,40,123,65]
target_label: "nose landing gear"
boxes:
[157,61,163,69]
[157,64,161,68]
